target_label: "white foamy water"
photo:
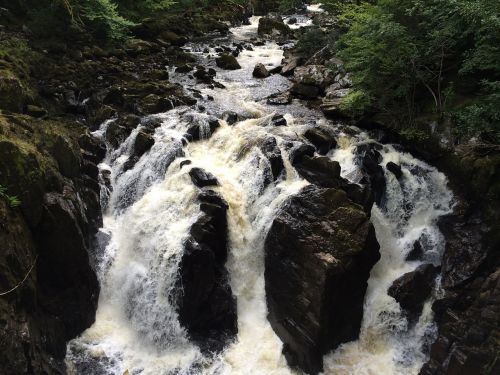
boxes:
[67,9,453,375]
[324,133,453,375]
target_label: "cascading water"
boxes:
[324,132,453,374]
[67,8,453,375]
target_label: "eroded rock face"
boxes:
[265,185,380,374]
[0,116,102,375]
[177,191,237,352]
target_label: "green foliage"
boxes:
[339,90,372,117]
[336,0,500,142]
[453,82,500,143]
[80,0,136,40]
[0,185,21,208]
[277,0,303,11]
[296,27,329,56]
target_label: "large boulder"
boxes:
[303,127,337,155]
[294,155,342,187]
[293,65,335,89]
[356,144,386,206]
[35,191,100,342]
[253,63,270,78]
[259,137,284,181]
[215,54,241,70]
[257,17,291,39]
[265,185,380,374]
[388,264,439,320]
[177,191,237,352]
[189,167,219,188]
[290,83,321,99]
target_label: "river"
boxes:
[66,8,454,375]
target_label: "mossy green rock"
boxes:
[0,70,29,112]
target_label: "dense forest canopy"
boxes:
[1,0,498,142]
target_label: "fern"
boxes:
[0,185,21,208]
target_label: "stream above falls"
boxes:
[66,8,454,375]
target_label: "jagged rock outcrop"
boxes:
[356,143,386,206]
[388,264,439,320]
[177,190,237,352]
[0,115,102,375]
[259,137,285,181]
[291,65,335,99]
[265,185,380,374]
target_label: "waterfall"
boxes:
[67,10,453,375]
[324,132,453,374]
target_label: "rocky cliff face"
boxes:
[416,145,500,375]
[0,115,102,374]
[265,170,380,373]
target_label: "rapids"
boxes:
[66,8,454,375]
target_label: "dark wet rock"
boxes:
[406,240,424,261]
[50,135,80,179]
[258,16,291,39]
[386,162,403,179]
[294,156,342,188]
[253,63,270,78]
[420,268,500,375]
[177,191,237,352]
[267,91,292,105]
[223,111,239,125]
[193,67,216,83]
[290,83,321,99]
[186,117,220,141]
[35,189,100,358]
[132,131,154,159]
[388,264,439,320]
[78,132,106,164]
[189,168,219,188]
[106,115,140,148]
[304,127,337,155]
[265,185,380,374]
[289,143,316,165]
[356,144,386,206]
[439,213,489,288]
[215,54,241,70]
[288,17,297,25]
[271,114,287,127]
[259,137,284,181]
[139,94,175,115]
[180,160,192,169]
[176,64,194,73]
[269,65,282,74]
